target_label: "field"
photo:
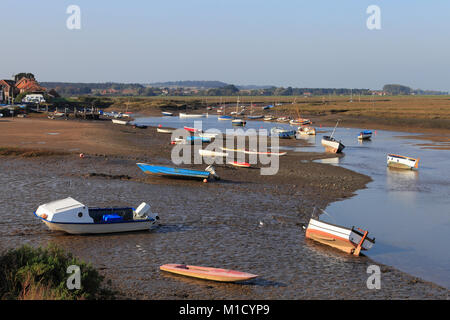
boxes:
[104,95,450,132]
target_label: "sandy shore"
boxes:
[0,116,448,299]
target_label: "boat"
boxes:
[276,117,289,122]
[231,119,246,126]
[161,111,173,116]
[247,115,264,119]
[186,136,211,143]
[221,147,287,156]
[270,127,296,138]
[218,115,233,121]
[197,132,220,139]
[111,119,129,125]
[179,113,207,118]
[358,130,372,140]
[387,154,419,170]
[228,161,251,168]
[137,163,219,180]
[199,149,229,157]
[297,126,316,135]
[263,116,274,121]
[184,126,202,133]
[305,218,375,256]
[34,197,159,235]
[263,105,274,110]
[157,127,174,134]
[160,264,258,282]
[321,120,345,153]
[290,118,311,126]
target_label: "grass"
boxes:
[0,244,117,300]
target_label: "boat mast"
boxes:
[330,119,340,138]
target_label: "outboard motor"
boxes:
[205,165,219,180]
[135,202,159,221]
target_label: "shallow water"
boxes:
[136,116,450,289]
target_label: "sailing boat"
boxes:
[321,120,345,153]
[247,101,264,119]
[218,99,232,120]
[231,97,246,126]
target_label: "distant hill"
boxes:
[145,80,228,88]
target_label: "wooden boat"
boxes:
[321,121,345,153]
[199,149,228,157]
[179,113,207,118]
[221,147,287,156]
[231,119,246,126]
[137,163,219,180]
[111,119,129,125]
[161,111,173,116]
[387,154,419,170]
[305,218,375,256]
[160,264,258,282]
[297,126,316,135]
[358,130,372,140]
[157,127,174,134]
[35,197,159,235]
[270,127,296,138]
[228,161,251,168]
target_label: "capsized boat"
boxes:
[160,264,258,282]
[270,127,296,138]
[358,130,372,140]
[34,197,159,235]
[305,218,375,256]
[387,154,419,170]
[137,163,219,180]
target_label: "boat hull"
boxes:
[160,264,258,282]
[387,154,419,169]
[179,113,207,118]
[321,137,345,153]
[40,218,155,235]
[305,218,374,254]
[137,163,211,180]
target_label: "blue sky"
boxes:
[1,0,449,90]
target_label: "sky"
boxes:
[1,0,449,90]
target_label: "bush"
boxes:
[0,244,117,300]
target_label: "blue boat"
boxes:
[358,130,373,140]
[137,163,218,180]
[263,105,274,110]
[270,127,296,138]
[218,115,233,120]
[186,136,211,143]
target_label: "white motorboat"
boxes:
[111,119,129,125]
[321,120,345,153]
[387,154,419,170]
[157,127,174,134]
[35,197,159,235]
[179,113,207,118]
[297,126,316,135]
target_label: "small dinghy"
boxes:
[184,126,202,133]
[218,115,233,121]
[137,163,219,181]
[297,126,316,135]
[35,197,159,235]
[111,119,129,125]
[321,120,345,153]
[161,111,173,116]
[358,130,372,140]
[270,127,296,138]
[157,127,174,134]
[305,218,375,256]
[231,118,246,126]
[387,154,419,170]
[160,264,258,282]
[221,147,287,156]
[199,149,229,157]
[179,113,207,119]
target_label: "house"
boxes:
[15,77,45,94]
[0,80,19,103]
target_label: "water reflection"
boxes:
[319,157,340,166]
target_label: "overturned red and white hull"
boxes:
[387,154,419,170]
[321,136,345,153]
[305,218,375,255]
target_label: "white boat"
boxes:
[111,119,129,125]
[297,126,316,135]
[305,218,375,256]
[387,154,419,170]
[290,118,311,126]
[162,112,173,116]
[179,113,207,118]
[270,127,296,138]
[35,197,159,235]
[199,149,229,157]
[197,132,220,139]
[358,130,372,140]
[321,120,345,153]
[221,147,287,156]
[157,127,174,134]
[276,117,289,122]
[263,116,274,121]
